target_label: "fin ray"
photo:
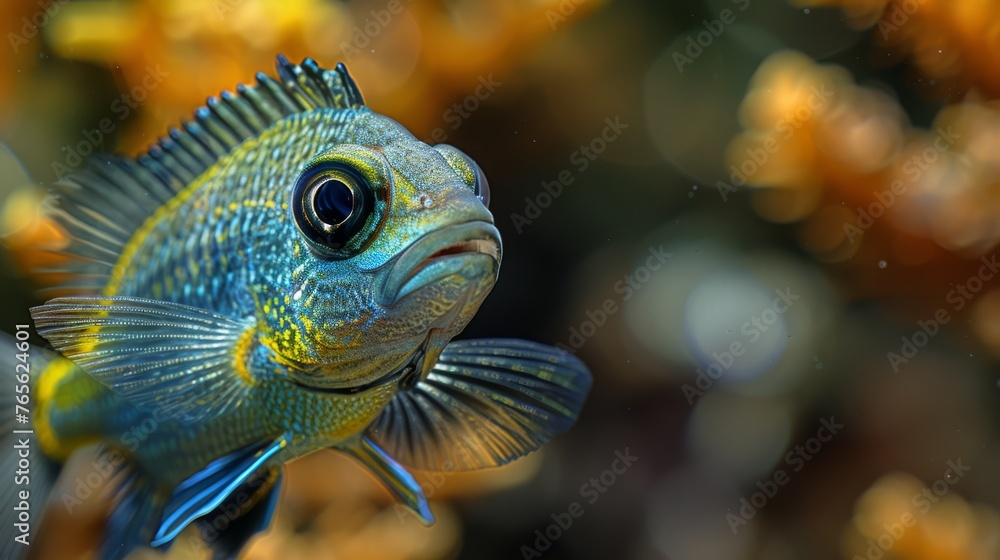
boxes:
[30,296,255,423]
[366,339,591,471]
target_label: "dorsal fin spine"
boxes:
[255,74,302,114]
[194,105,239,148]
[181,121,225,161]
[153,139,198,184]
[222,90,268,132]
[169,127,213,168]
[236,83,283,125]
[208,95,254,140]
[158,137,200,180]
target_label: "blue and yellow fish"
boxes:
[0,56,590,560]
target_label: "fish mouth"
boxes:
[377,221,501,306]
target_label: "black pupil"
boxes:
[313,179,354,226]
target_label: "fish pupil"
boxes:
[314,179,354,226]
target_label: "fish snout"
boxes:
[376,222,501,306]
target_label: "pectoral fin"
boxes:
[365,339,592,472]
[151,434,290,547]
[31,296,256,423]
[343,437,433,525]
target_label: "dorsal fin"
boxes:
[35,56,365,296]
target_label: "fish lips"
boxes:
[377,221,501,307]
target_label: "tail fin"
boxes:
[0,330,62,560]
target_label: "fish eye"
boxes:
[313,178,354,227]
[433,145,490,208]
[292,163,377,258]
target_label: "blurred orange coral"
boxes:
[728,51,1000,283]
[39,0,601,154]
[841,472,1000,560]
[791,0,1000,98]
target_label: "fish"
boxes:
[0,56,591,560]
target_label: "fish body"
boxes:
[1,57,590,559]
[36,107,491,487]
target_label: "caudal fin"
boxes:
[0,330,62,560]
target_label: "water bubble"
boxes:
[878,260,887,269]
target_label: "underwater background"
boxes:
[2,0,1000,558]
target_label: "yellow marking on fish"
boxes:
[233,326,258,385]
[300,315,315,337]
[260,321,310,363]
[33,359,76,460]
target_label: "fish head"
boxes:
[265,111,500,392]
